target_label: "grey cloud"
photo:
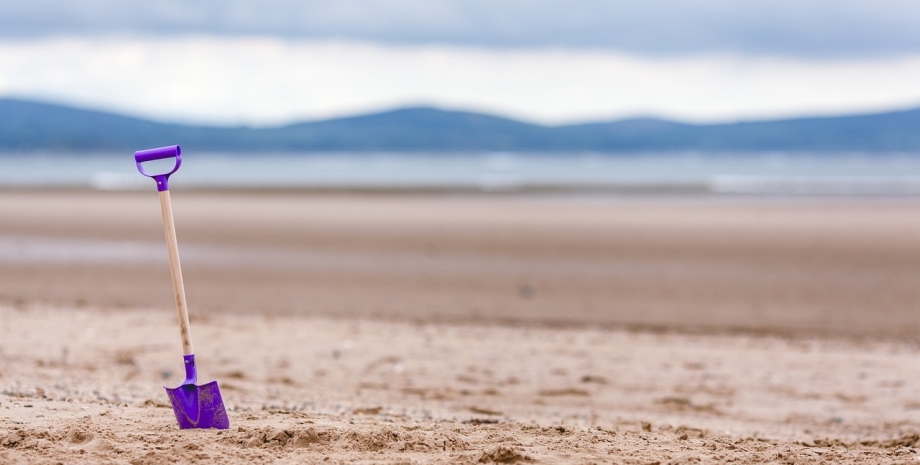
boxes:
[2,0,920,58]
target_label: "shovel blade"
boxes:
[165,381,230,429]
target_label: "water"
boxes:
[3,151,920,195]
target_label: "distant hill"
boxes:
[1,97,920,152]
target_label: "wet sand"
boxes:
[1,191,920,335]
[3,191,920,463]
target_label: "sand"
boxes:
[3,191,920,335]
[3,191,920,463]
[3,305,920,464]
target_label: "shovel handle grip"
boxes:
[159,190,194,355]
[135,145,182,192]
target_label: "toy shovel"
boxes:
[135,145,230,429]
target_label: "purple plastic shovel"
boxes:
[135,145,230,429]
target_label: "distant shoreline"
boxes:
[5,151,920,195]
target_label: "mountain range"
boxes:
[1,97,920,152]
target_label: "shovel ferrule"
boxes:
[182,354,198,386]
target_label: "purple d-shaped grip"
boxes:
[135,145,181,191]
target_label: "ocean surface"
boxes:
[3,151,920,195]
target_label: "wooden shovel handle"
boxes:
[159,190,194,355]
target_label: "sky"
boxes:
[2,1,920,126]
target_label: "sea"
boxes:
[3,151,920,196]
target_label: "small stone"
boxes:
[518,284,535,299]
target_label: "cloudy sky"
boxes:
[2,1,920,125]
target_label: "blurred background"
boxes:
[3,0,919,123]
[2,0,920,335]
[3,0,920,191]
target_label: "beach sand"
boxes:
[2,191,920,463]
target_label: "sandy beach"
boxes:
[3,190,920,463]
